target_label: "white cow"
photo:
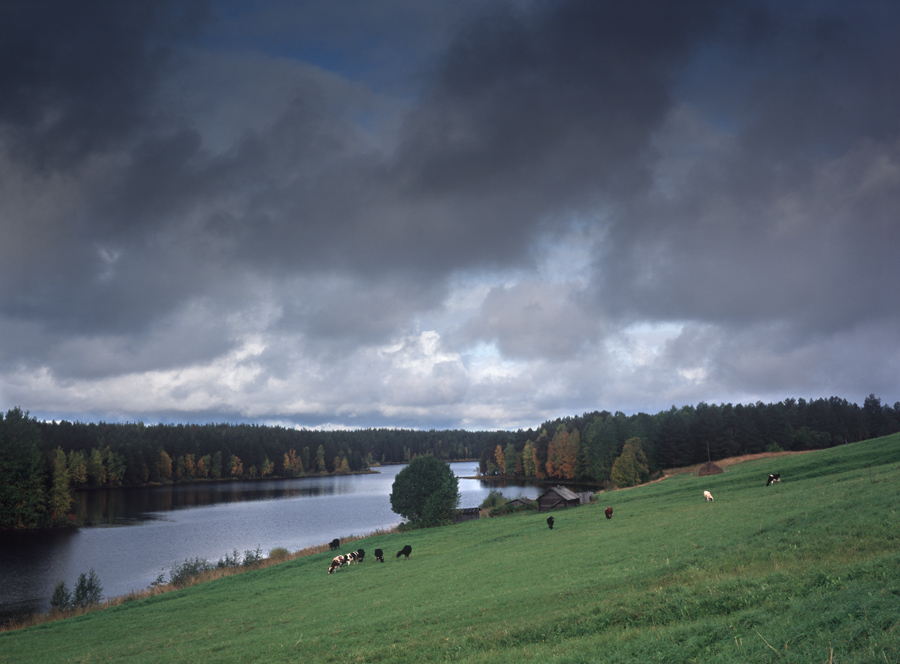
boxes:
[703,490,714,502]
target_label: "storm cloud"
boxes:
[1,0,898,429]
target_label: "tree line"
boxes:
[2,394,898,529]
[0,407,501,529]
[477,394,900,488]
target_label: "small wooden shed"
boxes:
[505,498,533,509]
[453,507,481,523]
[698,461,724,476]
[537,486,581,512]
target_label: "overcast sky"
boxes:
[1,0,898,431]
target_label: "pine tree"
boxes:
[50,581,71,612]
[49,447,73,523]
[610,438,650,488]
[0,408,49,529]
[503,442,517,476]
[73,569,103,607]
[67,450,88,487]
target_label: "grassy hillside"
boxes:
[2,435,898,663]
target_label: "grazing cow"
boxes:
[327,555,346,574]
[546,515,554,530]
[355,548,365,563]
[605,506,613,519]
[328,538,340,551]
[374,548,384,563]
[345,551,359,564]
[703,490,714,502]
[766,473,781,486]
[397,544,412,560]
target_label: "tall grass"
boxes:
[1,437,897,663]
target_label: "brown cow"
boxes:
[328,555,346,574]
[605,506,613,519]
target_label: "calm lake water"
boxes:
[0,463,551,624]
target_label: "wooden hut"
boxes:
[505,498,532,509]
[453,507,481,523]
[537,486,581,512]
[698,461,724,476]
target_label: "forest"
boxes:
[1,394,898,529]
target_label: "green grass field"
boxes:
[2,435,898,663]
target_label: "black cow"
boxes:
[355,548,365,562]
[546,515,554,529]
[328,538,340,551]
[766,473,781,486]
[397,544,412,560]
[374,548,384,563]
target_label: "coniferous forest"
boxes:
[1,394,898,530]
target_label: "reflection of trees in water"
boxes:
[0,527,80,625]
[475,478,596,493]
[74,480,346,525]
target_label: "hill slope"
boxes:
[1,435,898,663]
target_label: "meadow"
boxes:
[1,434,897,663]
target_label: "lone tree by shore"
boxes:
[389,455,460,527]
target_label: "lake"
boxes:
[0,462,554,624]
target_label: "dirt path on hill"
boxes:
[606,449,815,493]
[662,449,814,477]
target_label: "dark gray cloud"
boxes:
[1,0,897,428]
[0,0,209,170]
[594,0,900,340]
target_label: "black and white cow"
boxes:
[766,473,781,486]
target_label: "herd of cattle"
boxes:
[327,472,781,572]
[327,539,412,574]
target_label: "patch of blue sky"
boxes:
[608,321,686,371]
[198,2,424,95]
[535,228,596,286]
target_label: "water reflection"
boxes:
[0,529,80,623]
[75,477,374,526]
[1,463,554,625]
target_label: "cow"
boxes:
[605,506,613,519]
[546,515,554,529]
[397,544,412,560]
[766,473,781,486]
[328,538,340,551]
[703,490,714,502]
[374,548,384,563]
[355,548,365,563]
[345,551,359,564]
[327,555,346,574]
